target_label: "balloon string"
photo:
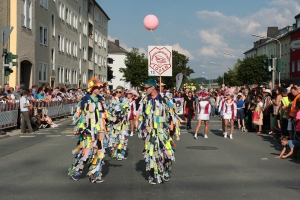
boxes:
[151,30,160,46]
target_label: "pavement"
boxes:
[0,116,300,200]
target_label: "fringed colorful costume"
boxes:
[106,97,130,160]
[138,93,180,184]
[68,93,108,183]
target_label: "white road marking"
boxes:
[20,136,35,138]
[46,135,61,137]
[37,133,51,135]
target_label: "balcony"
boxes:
[89,37,93,48]
[88,60,93,70]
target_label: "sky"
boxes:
[97,0,300,80]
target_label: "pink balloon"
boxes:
[143,14,159,31]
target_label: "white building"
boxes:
[108,39,130,89]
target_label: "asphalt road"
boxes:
[0,117,299,200]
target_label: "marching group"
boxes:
[68,78,181,185]
[180,83,300,158]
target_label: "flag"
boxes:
[176,73,183,91]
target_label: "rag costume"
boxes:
[106,96,130,160]
[138,93,180,184]
[68,78,107,183]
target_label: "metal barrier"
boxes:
[0,103,19,129]
[0,100,78,130]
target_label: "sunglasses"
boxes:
[144,86,152,90]
[116,91,122,94]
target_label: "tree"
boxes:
[107,65,114,82]
[237,55,270,85]
[162,50,194,89]
[120,48,149,87]
[120,48,194,89]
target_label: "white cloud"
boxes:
[195,0,300,60]
[172,43,195,60]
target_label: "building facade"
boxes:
[290,14,300,79]
[0,0,109,89]
[107,39,131,90]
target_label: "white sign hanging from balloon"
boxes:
[148,46,172,76]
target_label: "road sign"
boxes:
[0,27,13,46]
[148,46,172,76]
[290,39,300,50]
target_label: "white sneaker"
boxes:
[204,134,208,139]
[130,132,133,137]
[229,134,233,139]
[194,134,198,139]
[224,132,227,138]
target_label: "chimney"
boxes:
[115,39,119,46]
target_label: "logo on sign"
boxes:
[149,47,171,75]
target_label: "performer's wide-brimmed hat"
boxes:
[87,77,106,93]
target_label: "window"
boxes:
[79,6,82,23]
[95,31,98,43]
[285,44,288,55]
[21,0,32,29]
[79,58,82,74]
[58,1,61,18]
[39,25,48,46]
[66,38,69,54]
[69,10,72,26]
[39,63,48,82]
[297,19,300,28]
[292,61,295,72]
[83,47,87,60]
[298,60,300,72]
[83,23,87,36]
[40,0,48,9]
[57,67,64,83]
[83,0,87,11]
[79,33,81,49]
[51,48,55,70]
[62,4,65,20]
[65,8,69,23]
[94,53,97,64]
[52,14,55,36]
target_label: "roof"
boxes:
[108,40,127,54]
[94,0,110,20]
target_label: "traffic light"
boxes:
[6,52,18,67]
[4,67,13,76]
[276,58,286,72]
[262,59,272,80]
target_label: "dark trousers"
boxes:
[21,111,33,133]
[281,118,288,137]
[187,108,193,128]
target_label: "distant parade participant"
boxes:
[106,86,130,161]
[194,92,211,139]
[126,89,137,137]
[218,93,226,134]
[68,77,107,183]
[222,91,237,139]
[138,79,180,184]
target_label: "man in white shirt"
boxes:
[20,90,35,134]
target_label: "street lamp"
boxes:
[252,33,282,85]
[210,62,224,86]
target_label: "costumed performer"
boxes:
[137,79,180,185]
[194,92,211,139]
[222,91,237,139]
[106,86,130,161]
[68,77,108,183]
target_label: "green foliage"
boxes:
[120,48,149,87]
[237,55,270,85]
[216,55,271,86]
[162,50,194,89]
[120,48,194,88]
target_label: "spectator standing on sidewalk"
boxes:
[20,90,35,135]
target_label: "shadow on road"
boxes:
[210,129,224,137]
[135,159,148,180]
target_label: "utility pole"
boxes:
[272,58,276,88]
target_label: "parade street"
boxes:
[0,117,299,200]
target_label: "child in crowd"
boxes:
[275,136,300,158]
